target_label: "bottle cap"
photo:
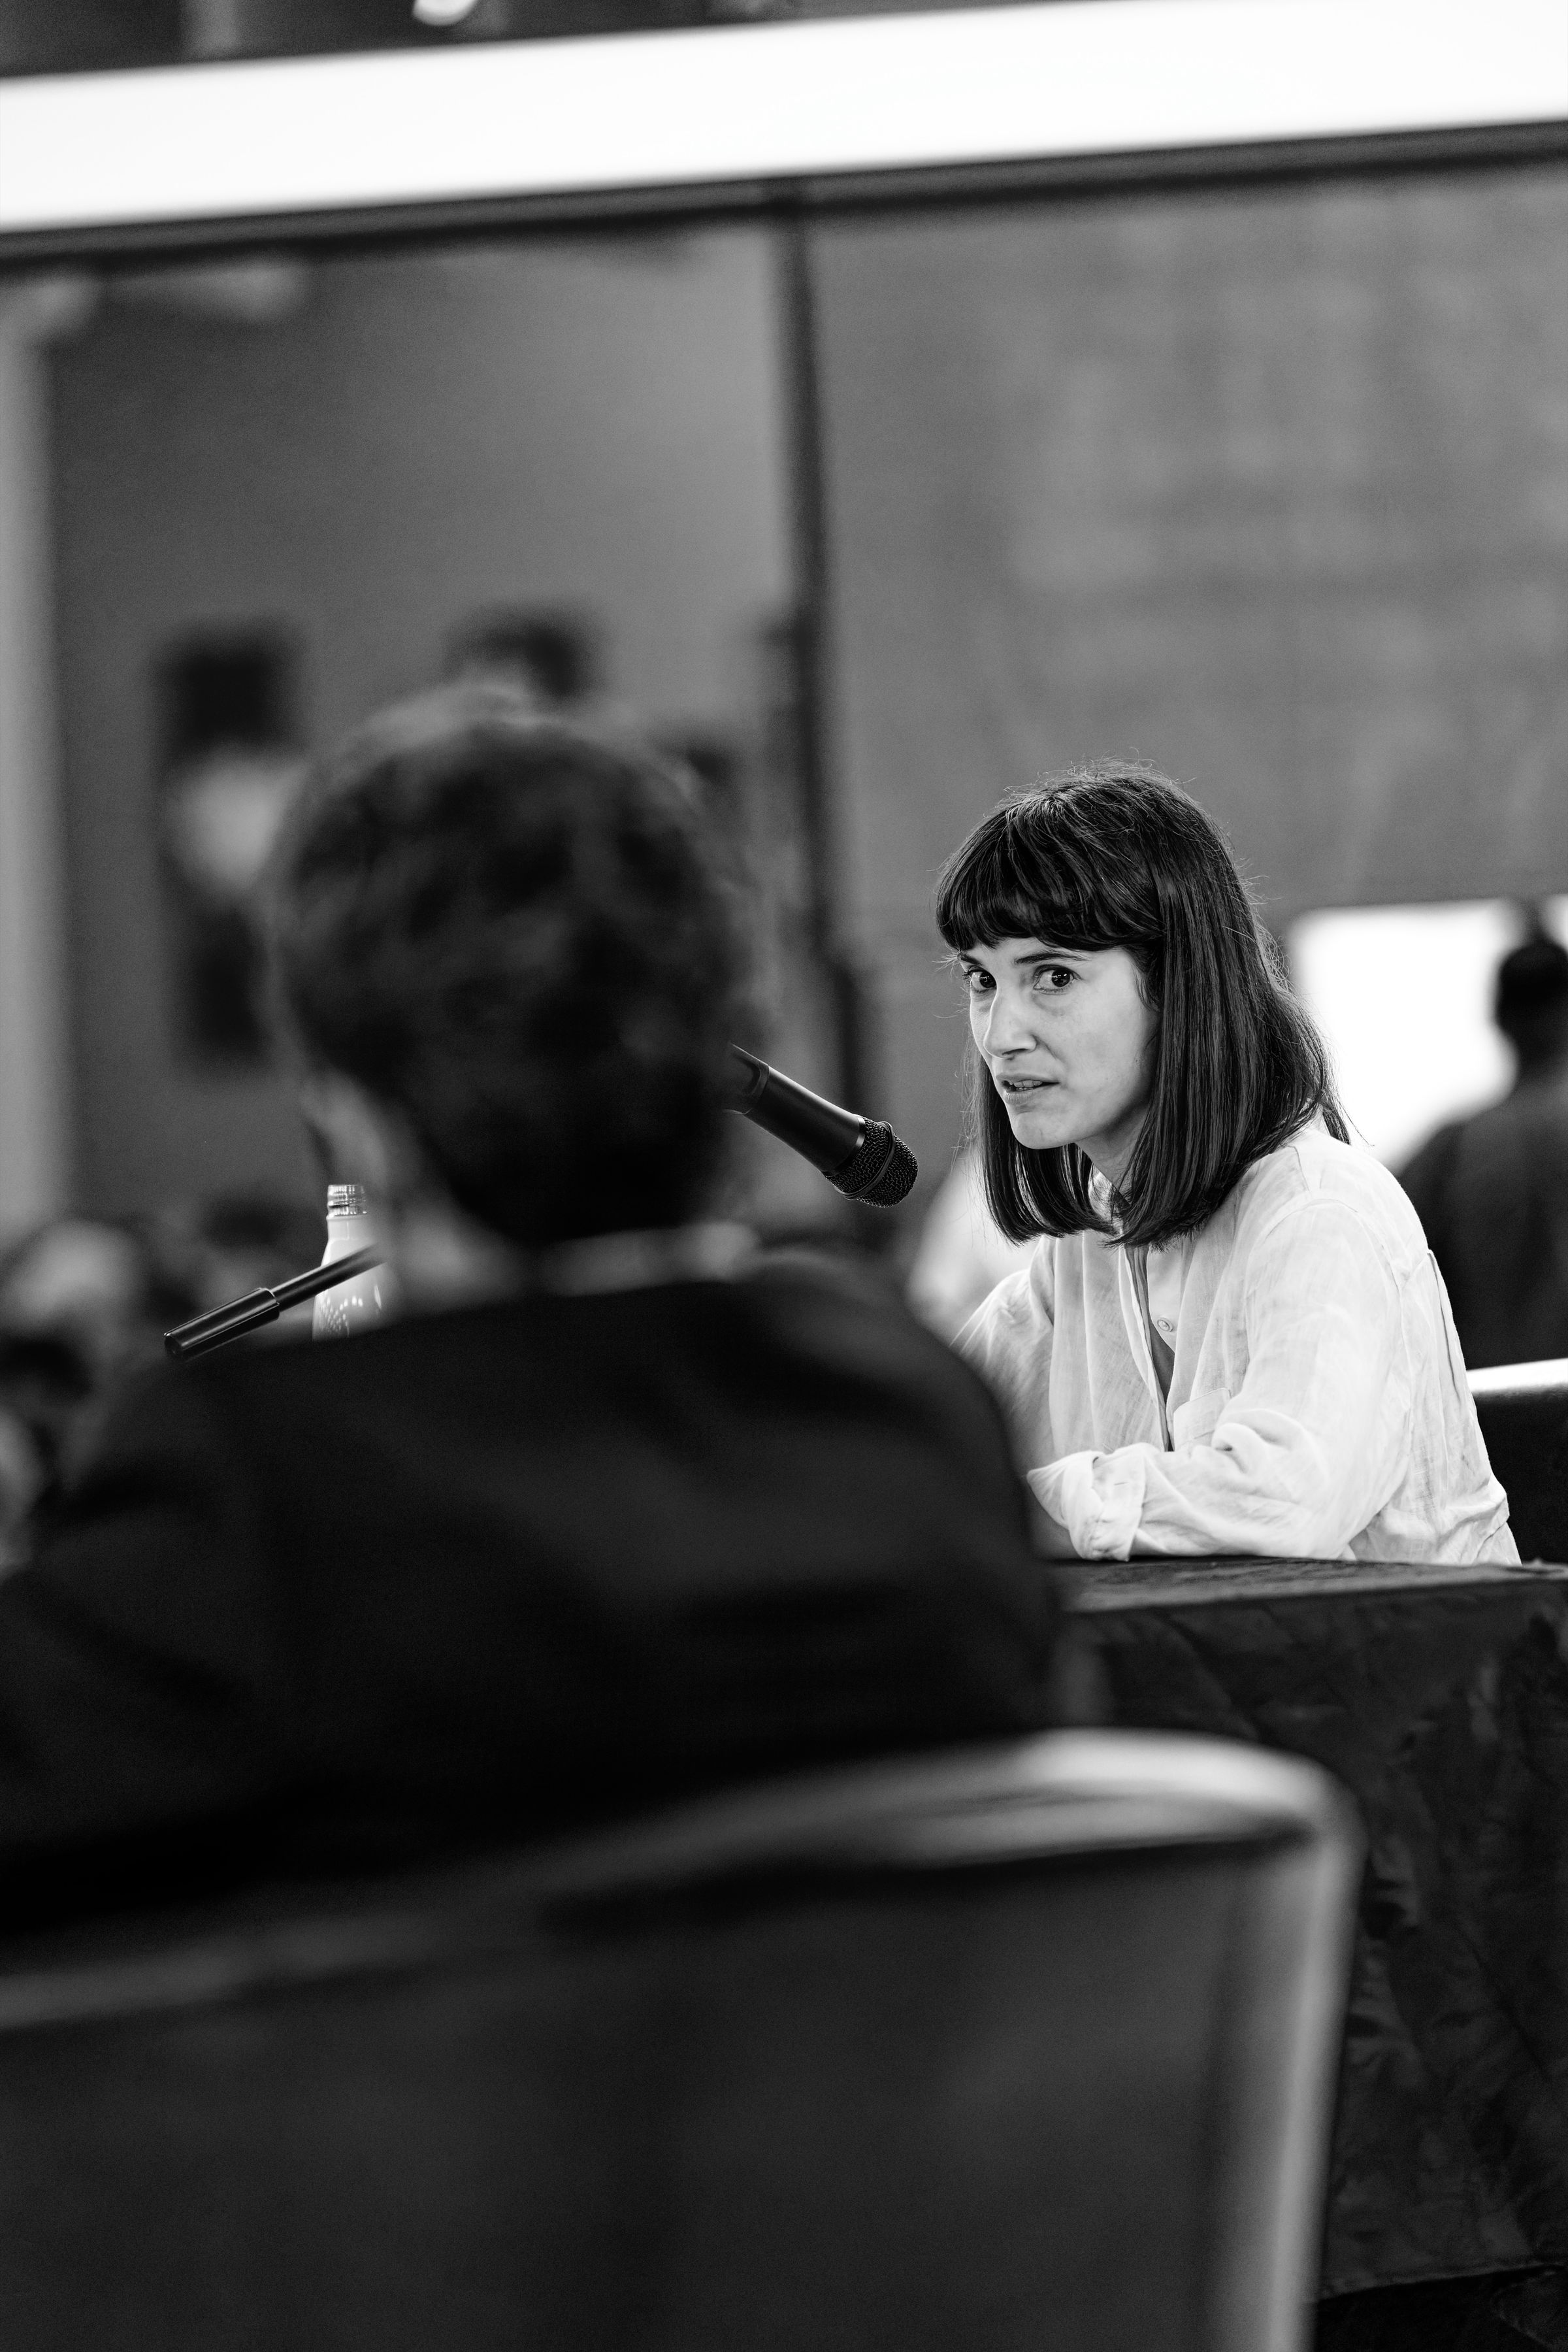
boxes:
[325,1184,369,1216]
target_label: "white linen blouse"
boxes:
[957,1125,1517,1564]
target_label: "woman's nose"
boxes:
[981,984,1036,1055]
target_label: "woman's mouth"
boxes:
[999,1076,1056,1097]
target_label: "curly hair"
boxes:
[267,689,745,1248]
[935,762,1346,1250]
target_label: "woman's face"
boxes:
[960,936,1158,1180]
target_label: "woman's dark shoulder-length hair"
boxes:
[267,686,746,1250]
[934,761,1347,1251]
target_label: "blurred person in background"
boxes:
[0,1201,329,1559]
[0,1220,163,1555]
[0,689,1056,1921]
[0,1218,152,1387]
[0,1334,93,1561]
[1397,929,1568,1370]
[0,1216,220,1538]
[944,766,1514,1566]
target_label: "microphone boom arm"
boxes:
[727,1047,917,1208]
[164,1246,384,1363]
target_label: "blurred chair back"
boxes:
[0,1732,1359,2352]
[1471,1358,1568,1562]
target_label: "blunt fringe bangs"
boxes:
[934,763,1347,1251]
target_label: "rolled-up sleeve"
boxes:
[1030,1201,1407,1559]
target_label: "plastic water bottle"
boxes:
[310,1184,389,1341]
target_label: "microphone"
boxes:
[164,1246,384,1363]
[728,1047,917,1207]
[165,1055,916,1363]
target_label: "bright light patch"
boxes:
[0,0,1563,240]
[1288,900,1568,1169]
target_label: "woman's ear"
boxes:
[295,1072,422,1205]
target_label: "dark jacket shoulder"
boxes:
[0,1261,1055,1913]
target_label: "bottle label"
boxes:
[311,1202,387,1340]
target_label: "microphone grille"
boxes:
[831,1120,919,1208]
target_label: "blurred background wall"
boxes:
[813,167,1568,1192]
[46,231,791,1216]
[0,286,73,1238]
[12,151,1568,1246]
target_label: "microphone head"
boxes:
[830,1119,919,1208]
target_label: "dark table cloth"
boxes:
[1076,1557,1568,2300]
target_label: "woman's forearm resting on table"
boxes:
[1030,1411,1394,1561]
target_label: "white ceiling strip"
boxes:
[1,0,1563,236]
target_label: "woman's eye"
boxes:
[962,969,992,995]
[1036,967,1075,991]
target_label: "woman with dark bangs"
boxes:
[940,763,1515,1564]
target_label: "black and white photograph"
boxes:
[0,2,1565,2345]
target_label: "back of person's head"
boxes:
[268,689,743,1249]
[1495,932,1568,1070]
[934,761,1345,1249]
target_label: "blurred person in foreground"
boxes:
[0,691,1056,1919]
[944,766,1513,1565]
[1397,931,1568,1371]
